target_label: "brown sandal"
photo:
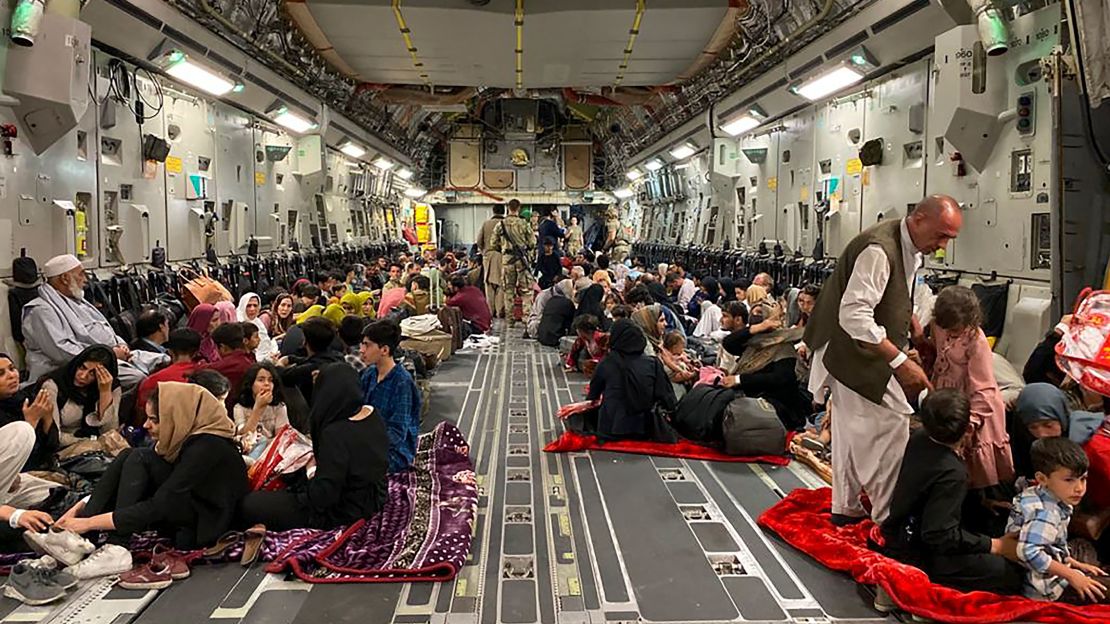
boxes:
[240,524,266,566]
[202,531,242,559]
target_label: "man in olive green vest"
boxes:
[803,194,961,525]
[475,204,506,319]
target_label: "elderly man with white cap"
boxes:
[21,254,165,388]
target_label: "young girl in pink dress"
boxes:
[931,285,1015,490]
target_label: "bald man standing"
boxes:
[804,195,962,525]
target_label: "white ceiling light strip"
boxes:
[614,0,645,87]
[668,142,696,160]
[792,65,865,101]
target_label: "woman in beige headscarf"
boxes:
[632,304,666,356]
[745,284,768,308]
[57,383,248,552]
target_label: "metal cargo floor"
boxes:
[0,322,893,624]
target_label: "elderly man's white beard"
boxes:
[55,277,83,298]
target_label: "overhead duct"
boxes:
[939,0,1011,56]
[970,0,1010,56]
[563,86,676,107]
[358,85,478,107]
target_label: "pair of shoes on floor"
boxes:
[118,546,191,590]
[2,556,78,605]
[25,528,133,581]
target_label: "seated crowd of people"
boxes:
[522,240,1110,607]
[0,247,494,604]
[4,224,1110,611]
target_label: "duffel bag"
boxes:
[721,396,787,457]
[672,385,733,445]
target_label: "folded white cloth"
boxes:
[401,314,443,337]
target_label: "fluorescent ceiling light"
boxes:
[404,187,427,198]
[720,114,762,137]
[397,167,414,180]
[272,109,317,134]
[373,157,395,170]
[793,65,865,101]
[669,142,696,160]
[340,142,366,158]
[644,158,664,172]
[626,169,643,181]
[613,188,634,199]
[162,51,237,96]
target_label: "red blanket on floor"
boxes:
[757,487,1110,624]
[543,430,792,466]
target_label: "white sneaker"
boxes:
[62,545,132,580]
[23,528,95,567]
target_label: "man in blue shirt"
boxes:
[359,320,422,472]
[537,207,566,261]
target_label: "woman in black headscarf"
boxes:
[32,345,121,452]
[687,277,720,317]
[587,320,678,441]
[239,363,388,531]
[718,277,736,304]
[575,284,610,331]
[645,281,685,335]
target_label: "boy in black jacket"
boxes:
[878,389,1022,601]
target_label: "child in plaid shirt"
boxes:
[1006,437,1108,602]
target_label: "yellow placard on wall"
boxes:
[165,156,182,174]
[800,185,809,202]
[845,158,863,176]
[255,171,266,186]
[767,177,778,191]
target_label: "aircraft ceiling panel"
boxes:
[305,0,727,87]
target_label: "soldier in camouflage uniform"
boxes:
[475,204,506,318]
[495,199,537,323]
[604,205,631,263]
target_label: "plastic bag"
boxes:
[1055,288,1110,396]
[247,425,314,492]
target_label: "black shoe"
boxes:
[830,513,867,527]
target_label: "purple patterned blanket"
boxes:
[2,422,477,583]
[264,421,477,582]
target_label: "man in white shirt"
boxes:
[666,271,697,311]
[803,195,962,525]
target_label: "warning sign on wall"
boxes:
[165,156,182,174]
